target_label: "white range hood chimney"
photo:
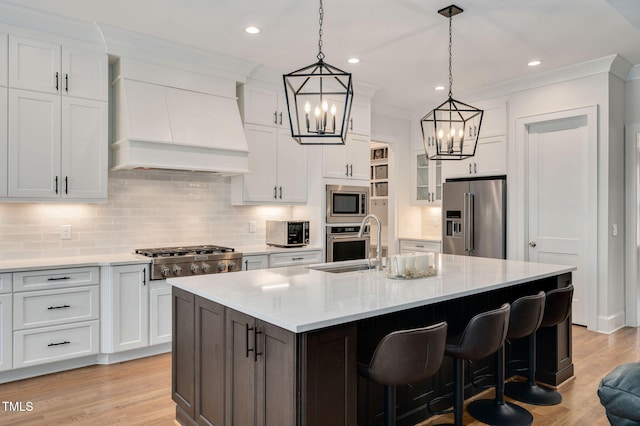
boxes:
[111,58,249,175]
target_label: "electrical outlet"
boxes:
[60,225,72,240]
[612,224,618,237]
[249,221,256,233]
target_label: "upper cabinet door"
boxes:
[8,89,61,199]
[349,101,371,136]
[242,85,279,127]
[9,35,61,94]
[0,88,6,198]
[61,97,108,199]
[0,33,8,87]
[62,45,107,101]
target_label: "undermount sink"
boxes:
[307,261,376,274]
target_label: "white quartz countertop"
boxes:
[0,253,150,273]
[168,254,576,333]
[235,245,323,255]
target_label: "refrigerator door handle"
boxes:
[464,192,475,253]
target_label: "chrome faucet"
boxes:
[358,214,383,271]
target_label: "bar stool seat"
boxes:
[467,292,545,425]
[432,304,510,426]
[358,321,447,426]
[505,284,574,406]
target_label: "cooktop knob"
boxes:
[160,266,171,277]
[201,263,211,273]
[217,262,227,272]
[228,261,236,271]
[172,265,183,276]
[190,263,200,274]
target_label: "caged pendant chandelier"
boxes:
[421,5,483,160]
[283,0,354,145]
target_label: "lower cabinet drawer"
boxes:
[14,320,99,368]
[13,267,99,292]
[13,286,99,330]
[269,250,322,267]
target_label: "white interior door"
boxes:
[527,115,589,325]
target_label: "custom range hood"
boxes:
[111,59,249,175]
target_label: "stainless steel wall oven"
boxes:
[326,225,370,262]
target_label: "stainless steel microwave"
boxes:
[326,184,369,223]
[266,220,310,247]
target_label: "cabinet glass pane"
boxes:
[417,154,428,167]
[417,168,429,186]
[435,160,442,200]
[417,187,429,200]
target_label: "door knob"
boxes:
[529,241,537,247]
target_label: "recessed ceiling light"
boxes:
[528,60,542,67]
[435,85,445,91]
[348,57,360,64]
[245,26,261,34]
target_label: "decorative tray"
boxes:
[387,267,438,280]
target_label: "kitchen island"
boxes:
[169,254,575,426]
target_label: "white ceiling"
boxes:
[5,0,640,112]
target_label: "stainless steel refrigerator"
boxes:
[442,176,506,258]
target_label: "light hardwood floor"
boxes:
[0,325,637,425]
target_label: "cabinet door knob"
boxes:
[529,241,537,247]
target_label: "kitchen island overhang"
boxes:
[169,254,576,426]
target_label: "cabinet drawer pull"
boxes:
[65,73,69,93]
[65,176,68,194]
[245,259,249,270]
[416,245,425,248]
[273,111,278,125]
[273,186,277,199]
[47,304,71,310]
[345,164,349,176]
[48,341,70,347]
[54,176,58,194]
[254,328,262,362]
[292,257,304,261]
[279,186,283,199]
[55,72,59,91]
[349,164,353,176]
[279,112,283,125]
[47,276,71,281]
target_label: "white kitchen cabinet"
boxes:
[242,254,269,271]
[9,35,107,101]
[443,136,506,179]
[100,263,149,353]
[12,266,100,369]
[399,239,441,254]
[238,83,287,129]
[0,87,7,198]
[348,100,371,136]
[0,273,12,372]
[412,151,442,205]
[7,89,107,200]
[0,33,7,86]
[232,124,307,204]
[268,249,322,268]
[149,280,171,346]
[323,133,371,181]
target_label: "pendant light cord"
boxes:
[317,0,325,61]
[448,11,453,98]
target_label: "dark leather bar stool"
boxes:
[358,321,448,426]
[467,292,545,426]
[505,284,574,406]
[433,303,510,426]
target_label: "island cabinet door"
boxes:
[195,296,225,426]
[172,287,195,420]
[225,309,257,426]
[255,320,296,426]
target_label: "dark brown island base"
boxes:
[168,254,575,426]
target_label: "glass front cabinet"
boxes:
[412,151,442,205]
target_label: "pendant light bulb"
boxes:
[304,101,311,113]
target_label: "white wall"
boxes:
[0,170,293,260]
